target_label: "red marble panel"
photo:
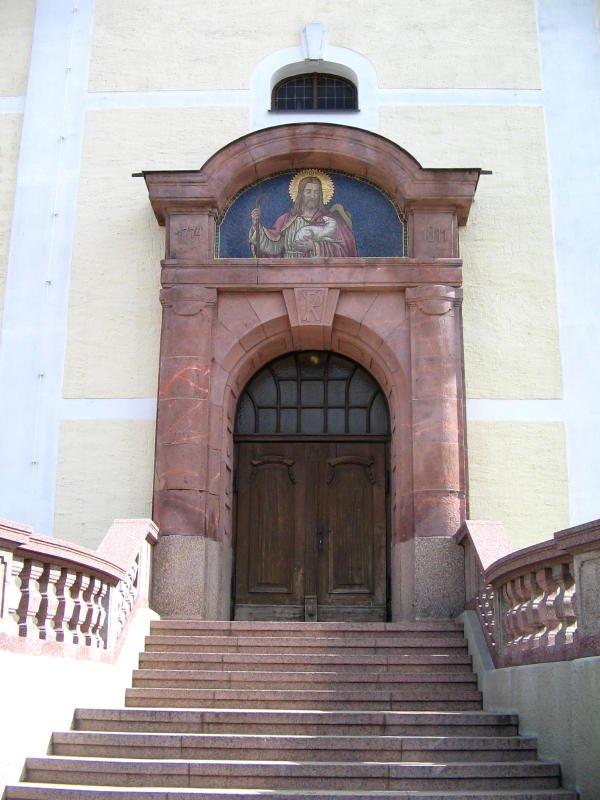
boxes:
[154,442,208,492]
[207,447,222,496]
[167,213,212,260]
[159,356,210,400]
[205,492,221,541]
[156,398,210,445]
[361,292,407,340]
[238,324,271,353]
[409,210,458,259]
[412,357,460,400]
[218,293,263,338]
[413,491,465,539]
[412,398,461,444]
[335,290,377,325]
[211,322,246,372]
[153,489,208,535]
[209,363,228,406]
[244,291,288,324]
[413,441,461,492]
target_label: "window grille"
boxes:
[272,74,357,111]
[236,352,389,436]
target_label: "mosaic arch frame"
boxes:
[143,123,481,621]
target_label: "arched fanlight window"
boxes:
[272,73,358,111]
[235,352,389,436]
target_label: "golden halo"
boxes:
[288,169,334,205]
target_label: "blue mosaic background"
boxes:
[217,172,406,258]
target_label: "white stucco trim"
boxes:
[0,0,95,536]
[537,0,600,526]
[0,97,25,113]
[379,88,542,106]
[86,90,251,110]
[250,32,379,131]
[60,398,158,420]
[466,399,566,422]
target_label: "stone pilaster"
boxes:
[153,285,217,537]
[404,284,466,618]
[406,284,466,538]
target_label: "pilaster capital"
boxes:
[406,285,462,316]
[160,286,217,316]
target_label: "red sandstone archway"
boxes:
[143,123,480,620]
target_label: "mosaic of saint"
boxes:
[217,170,406,258]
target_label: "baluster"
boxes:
[54,568,77,642]
[89,579,109,648]
[503,576,532,655]
[522,571,545,652]
[478,583,498,652]
[17,559,44,638]
[81,577,108,648]
[37,564,61,640]
[69,572,91,644]
[552,561,577,647]
[117,560,138,636]
[4,556,24,636]
[532,567,559,650]
[501,579,519,652]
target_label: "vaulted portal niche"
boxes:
[142,123,481,621]
[234,351,390,622]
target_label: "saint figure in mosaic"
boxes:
[249,169,358,258]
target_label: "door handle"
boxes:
[317,525,324,553]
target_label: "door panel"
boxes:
[234,441,387,621]
[318,443,387,621]
[235,443,305,620]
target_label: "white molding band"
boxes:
[466,400,565,422]
[378,88,543,106]
[86,90,251,110]
[0,0,95,535]
[60,399,158,420]
[0,97,26,113]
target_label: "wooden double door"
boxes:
[234,440,387,621]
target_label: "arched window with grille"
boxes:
[272,73,358,112]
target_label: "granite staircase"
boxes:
[4,620,577,799]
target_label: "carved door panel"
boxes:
[234,442,305,620]
[234,441,386,621]
[315,442,387,621]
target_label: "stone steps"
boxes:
[142,635,469,655]
[148,620,464,635]
[22,757,565,791]
[4,620,577,799]
[72,708,523,737]
[51,730,539,762]
[124,687,483,710]
[138,651,473,672]
[4,787,580,800]
[130,667,479,689]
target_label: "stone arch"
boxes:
[145,123,479,621]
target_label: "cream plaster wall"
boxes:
[380,105,562,401]
[467,421,569,547]
[0,114,22,327]
[63,107,248,399]
[54,420,155,549]
[89,0,539,92]
[0,0,34,96]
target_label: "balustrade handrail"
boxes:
[456,518,600,667]
[0,517,158,656]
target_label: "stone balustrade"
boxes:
[0,518,158,656]
[456,519,600,666]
